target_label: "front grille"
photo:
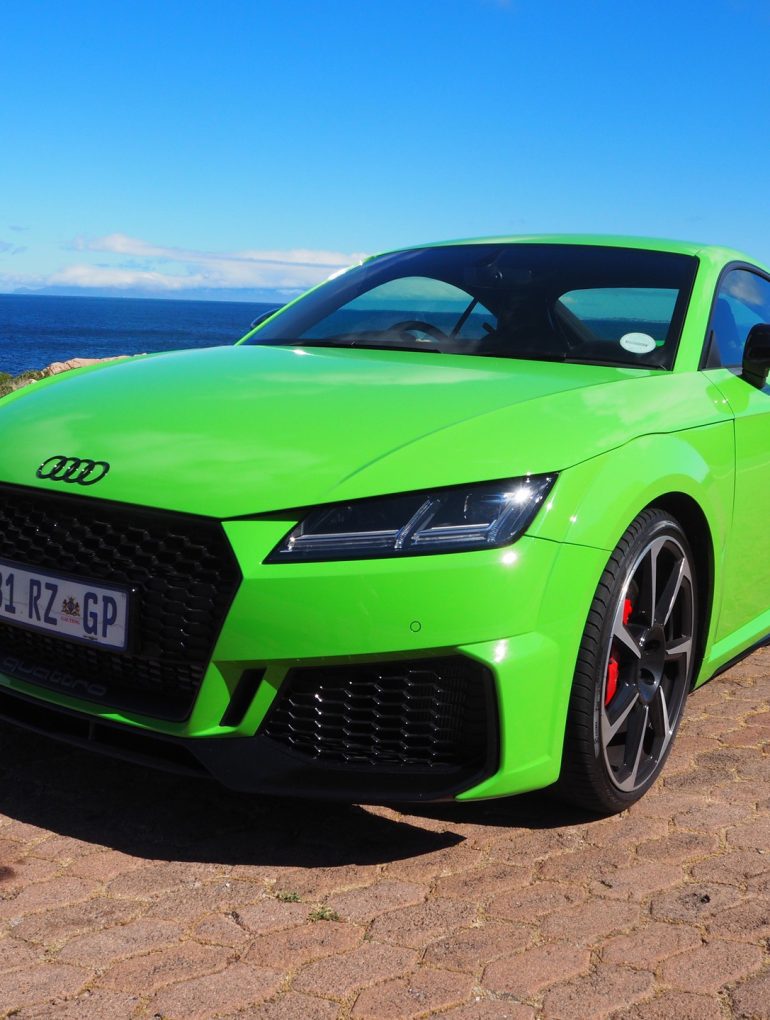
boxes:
[261,656,496,772]
[0,485,241,720]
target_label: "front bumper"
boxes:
[0,677,493,801]
[0,498,609,801]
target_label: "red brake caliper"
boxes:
[606,598,633,706]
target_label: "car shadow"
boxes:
[0,721,592,869]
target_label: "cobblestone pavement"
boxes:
[0,651,768,1020]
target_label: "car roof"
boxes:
[374,234,768,274]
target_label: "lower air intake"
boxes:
[260,656,497,772]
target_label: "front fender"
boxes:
[528,421,735,682]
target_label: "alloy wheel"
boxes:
[600,534,694,793]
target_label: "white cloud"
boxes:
[64,233,367,291]
[0,233,367,294]
[77,233,359,267]
[46,264,209,291]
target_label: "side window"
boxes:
[711,269,770,368]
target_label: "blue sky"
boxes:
[1,0,769,298]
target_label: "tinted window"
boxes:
[711,269,770,368]
[558,288,678,346]
[303,277,494,342]
[244,244,697,370]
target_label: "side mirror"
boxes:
[249,306,283,331]
[742,323,770,389]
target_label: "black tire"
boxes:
[555,508,698,814]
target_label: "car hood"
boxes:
[0,345,721,517]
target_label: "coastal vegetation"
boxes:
[0,357,126,398]
[0,369,46,398]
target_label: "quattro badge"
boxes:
[36,455,110,486]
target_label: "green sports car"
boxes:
[1,235,769,814]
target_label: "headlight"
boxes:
[267,475,556,562]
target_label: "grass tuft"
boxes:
[308,905,340,922]
[275,890,301,903]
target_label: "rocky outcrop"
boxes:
[0,356,130,398]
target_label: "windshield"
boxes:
[242,243,697,370]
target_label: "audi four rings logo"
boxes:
[36,455,110,486]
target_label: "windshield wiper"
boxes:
[477,349,567,363]
[480,349,663,370]
[265,339,440,355]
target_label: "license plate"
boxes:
[0,558,129,652]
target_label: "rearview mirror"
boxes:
[742,323,770,389]
[249,306,283,331]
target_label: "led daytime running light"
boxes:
[267,475,556,562]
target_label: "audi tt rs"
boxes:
[1,235,769,813]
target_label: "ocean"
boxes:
[0,294,276,377]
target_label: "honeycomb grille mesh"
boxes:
[261,657,492,770]
[0,485,240,720]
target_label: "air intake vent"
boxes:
[261,656,496,773]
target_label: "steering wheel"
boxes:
[388,319,449,342]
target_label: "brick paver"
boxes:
[0,649,768,1017]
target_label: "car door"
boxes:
[704,266,770,645]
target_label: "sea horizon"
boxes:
[0,293,277,376]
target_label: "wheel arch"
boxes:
[528,428,733,687]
